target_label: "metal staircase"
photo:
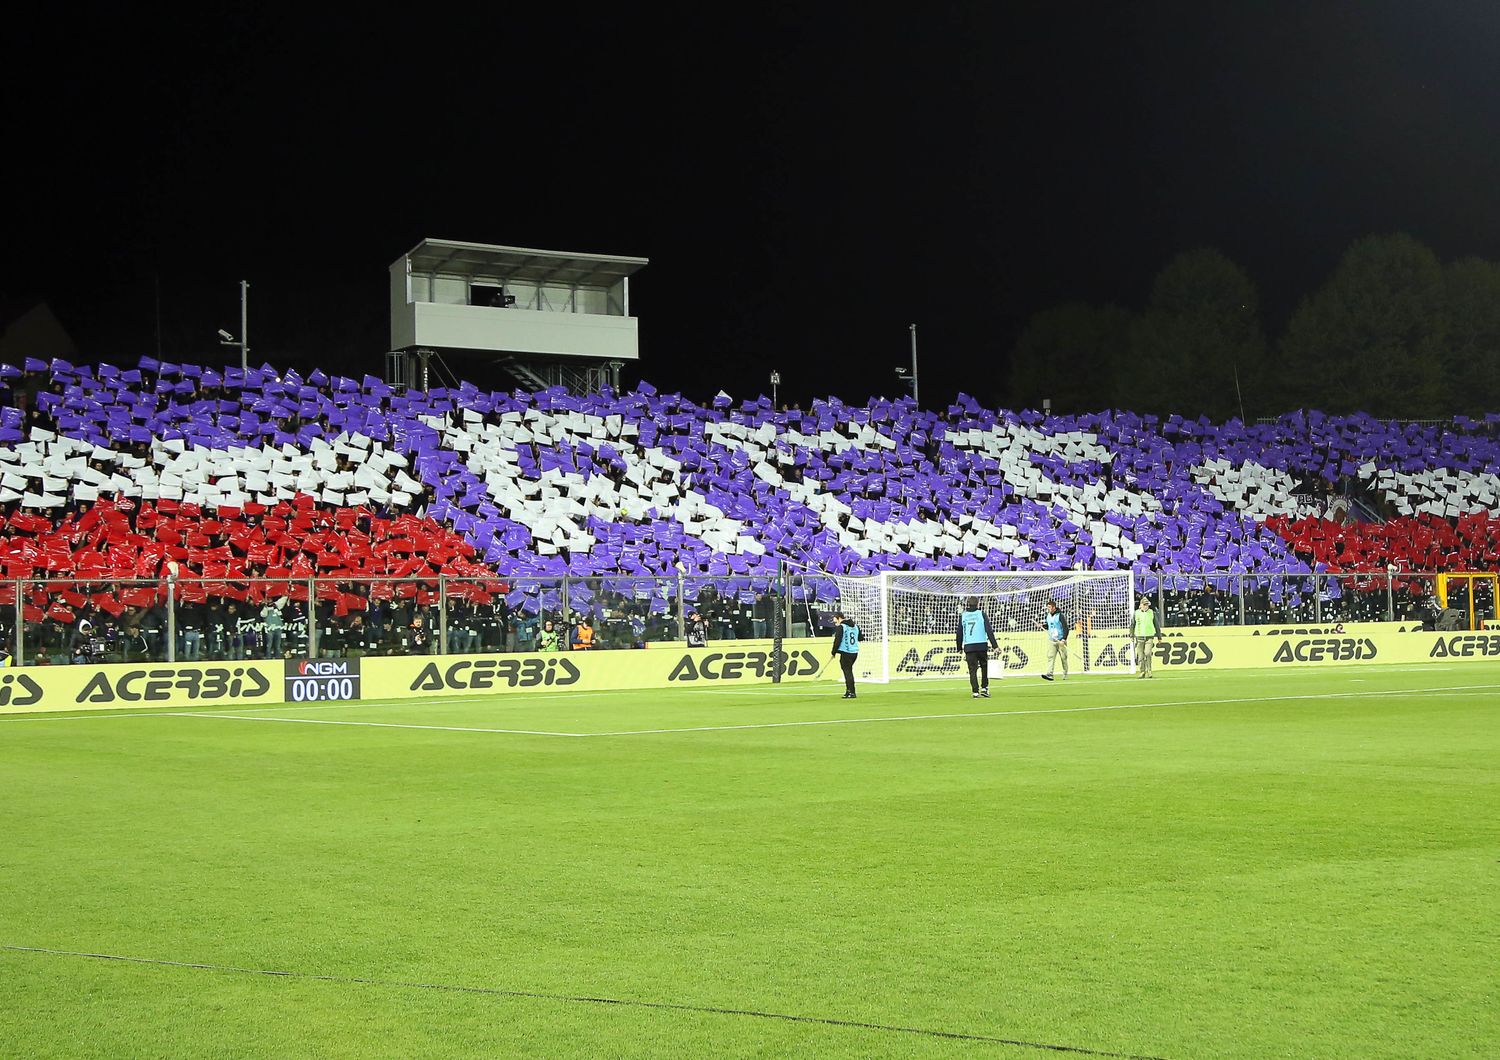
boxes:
[495,357,620,396]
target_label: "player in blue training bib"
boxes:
[829,611,861,698]
[956,595,998,698]
[1041,600,1070,681]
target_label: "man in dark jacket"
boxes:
[828,611,861,699]
[685,609,708,648]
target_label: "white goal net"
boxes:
[804,569,1137,683]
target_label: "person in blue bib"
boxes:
[1040,600,1070,681]
[829,611,861,699]
[955,595,998,698]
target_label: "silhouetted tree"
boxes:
[1008,302,1131,413]
[1442,256,1500,415]
[1276,234,1446,416]
[1123,249,1265,418]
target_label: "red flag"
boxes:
[121,588,159,608]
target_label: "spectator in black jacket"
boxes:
[685,610,708,648]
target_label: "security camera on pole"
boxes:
[218,280,249,372]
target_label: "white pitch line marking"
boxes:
[699,664,1466,693]
[209,692,628,714]
[580,683,1500,736]
[160,714,587,737]
[153,682,1500,740]
[0,690,639,723]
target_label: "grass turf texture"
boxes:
[1,665,1496,1058]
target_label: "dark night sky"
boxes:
[5,3,1500,409]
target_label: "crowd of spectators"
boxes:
[2,356,1499,663]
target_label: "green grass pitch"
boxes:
[1,664,1497,1058]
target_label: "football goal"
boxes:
[794,569,1137,683]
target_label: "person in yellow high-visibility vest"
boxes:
[1131,596,1159,678]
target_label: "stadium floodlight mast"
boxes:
[218,280,249,371]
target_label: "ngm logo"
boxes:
[299,660,353,676]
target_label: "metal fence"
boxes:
[6,570,1483,667]
[1146,572,1460,627]
[7,574,786,666]
[782,571,1470,632]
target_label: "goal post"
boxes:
[805,569,1137,683]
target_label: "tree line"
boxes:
[1008,234,1500,420]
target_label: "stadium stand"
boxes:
[0,355,1496,662]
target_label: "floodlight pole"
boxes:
[240,280,249,373]
[908,324,919,407]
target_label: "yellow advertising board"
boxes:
[0,659,285,715]
[886,631,1133,679]
[360,638,829,701]
[1167,620,1417,638]
[885,623,1492,678]
[4,630,1496,716]
[1090,629,1500,672]
[0,641,829,715]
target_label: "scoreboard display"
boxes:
[284,658,362,703]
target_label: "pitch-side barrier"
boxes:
[1,629,1495,715]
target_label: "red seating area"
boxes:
[1264,512,1500,573]
[0,495,505,620]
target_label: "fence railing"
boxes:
[1142,572,1469,628]
[6,570,1483,667]
[7,573,788,666]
